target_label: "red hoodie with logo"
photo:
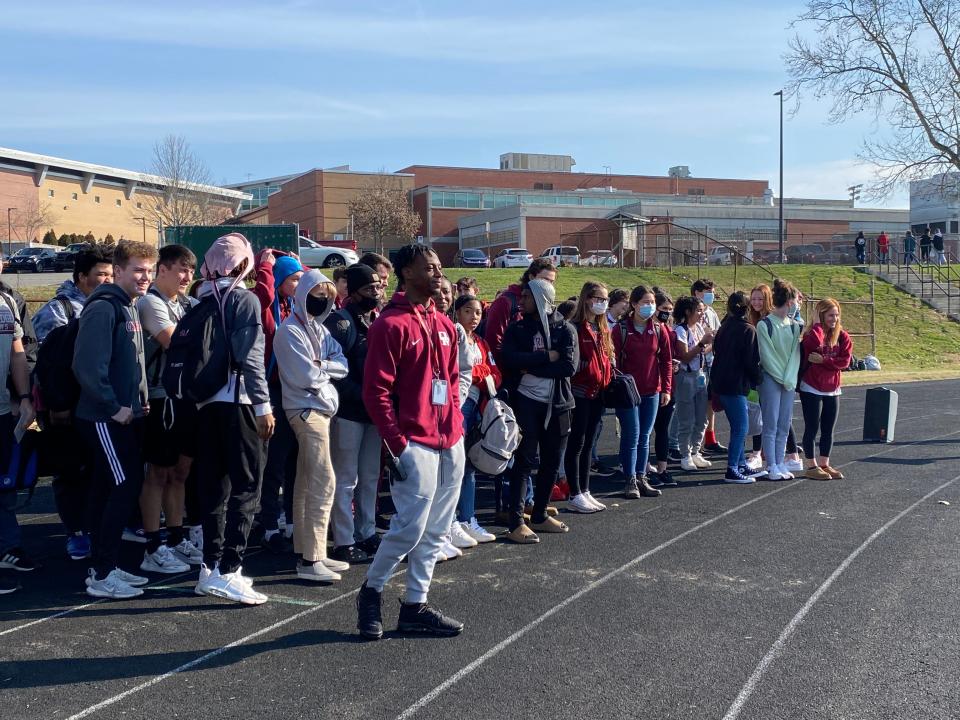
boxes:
[612,318,674,397]
[800,322,852,394]
[363,291,464,455]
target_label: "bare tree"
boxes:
[12,197,58,244]
[140,134,223,227]
[786,0,960,197]
[347,174,422,253]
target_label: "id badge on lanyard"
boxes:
[416,305,449,406]
[431,378,449,406]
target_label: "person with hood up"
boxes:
[356,244,465,641]
[854,231,866,264]
[919,227,932,262]
[253,250,304,551]
[933,228,946,265]
[500,277,578,544]
[273,269,350,583]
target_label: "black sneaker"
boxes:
[668,448,683,462]
[356,582,383,640]
[332,544,369,564]
[590,462,615,478]
[356,534,381,556]
[0,574,19,594]
[704,442,728,455]
[0,548,37,572]
[397,600,464,637]
[263,533,288,554]
[658,470,679,487]
[648,473,665,488]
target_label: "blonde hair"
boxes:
[571,281,614,361]
[813,297,842,346]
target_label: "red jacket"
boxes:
[252,255,291,381]
[612,319,673,397]
[877,233,889,250]
[363,291,464,456]
[482,283,522,364]
[800,323,852,394]
[471,335,502,391]
[570,321,613,399]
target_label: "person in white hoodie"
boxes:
[273,269,350,583]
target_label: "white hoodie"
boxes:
[273,269,349,416]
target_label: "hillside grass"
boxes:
[19,264,960,378]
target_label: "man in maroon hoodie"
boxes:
[356,244,465,640]
[482,258,557,364]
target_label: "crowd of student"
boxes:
[0,234,853,640]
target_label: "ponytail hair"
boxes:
[772,278,798,308]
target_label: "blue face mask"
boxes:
[702,292,715,306]
[637,303,656,320]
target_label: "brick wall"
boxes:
[268,171,324,238]
[524,217,619,257]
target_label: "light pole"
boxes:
[6,207,16,259]
[133,216,147,243]
[774,90,784,262]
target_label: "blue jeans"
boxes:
[616,393,660,478]
[718,394,748,470]
[457,399,479,522]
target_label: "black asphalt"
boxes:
[3,380,959,720]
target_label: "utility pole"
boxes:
[133,216,147,243]
[775,90,784,262]
[848,184,863,206]
[6,207,16,259]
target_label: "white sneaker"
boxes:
[745,453,763,471]
[778,464,795,480]
[171,539,203,566]
[204,569,268,605]
[188,525,203,552]
[437,536,462,561]
[449,522,479,549]
[766,466,786,481]
[784,458,804,473]
[584,492,607,511]
[692,453,713,469]
[284,523,294,540]
[646,463,658,475]
[109,567,148,587]
[568,493,598,514]
[462,518,496,543]
[195,563,216,595]
[141,545,191,574]
[321,557,350,572]
[85,568,144,599]
[296,561,341,583]
[680,456,698,471]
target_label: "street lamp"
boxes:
[132,216,147,243]
[774,90,784,262]
[6,207,16,259]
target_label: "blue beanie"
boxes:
[273,255,303,290]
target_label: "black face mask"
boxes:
[353,296,378,314]
[306,294,329,317]
[656,310,671,323]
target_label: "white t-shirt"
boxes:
[0,293,23,415]
[675,323,705,373]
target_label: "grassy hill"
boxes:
[18,264,960,379]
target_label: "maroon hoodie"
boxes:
[363,291,464,456]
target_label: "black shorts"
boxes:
[143,398,198,467]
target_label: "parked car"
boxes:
[540,245,580,267]
[7,247,59,273]
[493,248,533,268]
[707,246,733,265]
[785,244,827,264]
[452,248,491,268]
[296,236,358,268]
[55,242,92,271]
[823,247,856,265]
[751,248,785,265]
[580,250,618,267]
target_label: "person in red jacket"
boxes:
[356,244,465,641]
[798,298,853,481]
[563,281,614,514]
[481,258,556,364]
[877,231,890,263]
[613,285,673,499]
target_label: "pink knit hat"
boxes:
[200,232,254,281]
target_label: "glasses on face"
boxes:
[590,295,608,302]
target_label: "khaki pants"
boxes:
[287,409,336,562]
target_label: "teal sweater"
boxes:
[757,314,801,391]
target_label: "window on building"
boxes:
[48,189,55,197]
[533,182,554,190]
[687,188,705,196]
[95,196,101,204]
[71,192,78,200]
[115,199,122,207]
[431,191,481,209]
[952,220,959,234]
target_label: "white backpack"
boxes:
[467,377,521,476]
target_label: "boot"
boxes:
[638,475,663,497]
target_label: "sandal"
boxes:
[530,516,569,534]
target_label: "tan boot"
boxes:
[805,466,832,481]
[821,465,844,480]
[505,525,540,544]
[530,516,569,534]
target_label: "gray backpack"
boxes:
[467,377,521,475]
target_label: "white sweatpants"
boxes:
[365,439,465,604]
[329,418,382,548]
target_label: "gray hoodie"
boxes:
[273,269,349,416]
[72,282,148,422]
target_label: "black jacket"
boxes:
[709,315,761,397]
[324,303,374,424]
[500,311,578,412]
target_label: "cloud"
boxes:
[756,158,909,208]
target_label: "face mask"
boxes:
[590,300,608,316]
[656,310,671,323]
[637,303,656,320]
[306,294,329,317]
[353,296,378,314]
[702,292,715,306]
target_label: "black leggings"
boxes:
[799,391,839,459]
[653,400,676,463]
[564,395,604,496]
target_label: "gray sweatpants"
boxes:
[674,371,708,457]
[329,418,381,548]
[759,372,795,468]
[366,439,465,604]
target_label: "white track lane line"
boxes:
[393,429,960,720]
[721,471,960,720]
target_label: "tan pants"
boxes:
[287,409,336,562]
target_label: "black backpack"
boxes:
[34,296,119,412]
[162,294,235,403]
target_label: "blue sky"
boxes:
[0,0,906,206]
